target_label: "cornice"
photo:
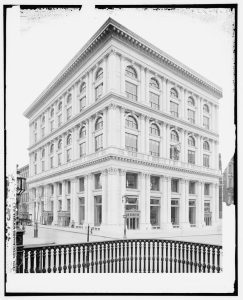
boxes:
[24,18,222,119]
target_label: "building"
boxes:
[23,18,222,234]
[219,153,223,218]
[18,164,32,224]
[223,156,234,206]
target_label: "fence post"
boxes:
[16,229,24,273]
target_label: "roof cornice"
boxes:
[24,17,222,119]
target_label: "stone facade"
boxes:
[24,18,222,233]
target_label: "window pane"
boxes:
[79,177,85,192]
[95,83,103,100]
[203,154,209,167]
[95,173,102,189]
[95,134,103,151]
[125,133,138,152]
[150,92,160,110]
[149,140,160,157]
[150,176,160,191]
[125,81,137,101]
[170,101,179,117]
[126,173,137,189]
[204,184,210,195]
[188,150,195,164]
[171,179,179,193]
[80,96,86,111]
[80,142,86,157]
[189,182,195,194]
[188,109,195,124]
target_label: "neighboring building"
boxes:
[23,18,222,233]
[223,156,234,206]
[18,164,32,223]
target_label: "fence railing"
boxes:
[16,239,222,273]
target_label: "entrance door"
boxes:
[125,197,139,230]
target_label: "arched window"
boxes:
[188,136,195,147]
[170,130,179,142]
[203,141,210,151]
[50,144,54,154]
[50,108,54,118]
[170,88,178,98]
[96,68,103,81]
[95,117,103,131]
[58,139,62,150]
[79,126,86,138]
[188,97,195,106]
[125,115,138,130]
[67,134,72,146]
[80,82,86,94]
[203,104,209,113]
[41,149,45,158]
[150,123,160,136]
[58,101,62,111]
[67,93,72,105]
[150,78,159,89]
[125,66,137,79]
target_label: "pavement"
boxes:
[23,224,222,246]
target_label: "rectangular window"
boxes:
[149,140,160,157]
[67,149,71,162]
[150,92,160,110]
[125,133,138,152]
[203,154,210,167]
[171,179,179,193]
[80,96,86,111]
[203,116,209,129]
[58,153,62,166]
[189,181,196,194]
[188,109,195,124]
[67,107,72,120]
[150,198,160,226]
[58,114,62,126]
[42,161,45,172]
[51,185,54,195]
[94,173,102,190]
[170,101,179,118]
[95,83,103,100]
[171,199,179,227]
[34,164,37,175]
[50,157,53,168]
[204,184,210,196]
[79,177,85,192]
[79,197,85,225]
[94,196,102,226]
[95,134,103,151]
[41,127,45,138]
[189,200,196,226]
[50,120,54,132]
[67,181,71,194]
[58,200,62,211]
[58,183,62,195]
[170,145,179,160]
[67,199,71,212]
[126,173,138,189]
[34,133,37,143]
[80,142,86,157]
[125,81,137,101]
[150,176,160,191]
[188,150,195,164]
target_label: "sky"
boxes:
[6,5,235,174]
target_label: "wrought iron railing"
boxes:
[16,239,222,273]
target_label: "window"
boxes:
[80,82,86,94]
[79,126,86,138]
[34,132,37,143]
[58,139,62,150]
[203,104,209,114]
[125,81,137,101]
[50,108,54,118]
[80,96,86,111]
[203,154,210,167]
[67,107,72,120]
[50,120,54,132]
[150,123,160,136]
[67,181,71,194]
[188,150,195,164]
[50,144,54,154]
[170,101,179,117]
[171,179,179,193]
[149,140,160,157]
[150,78,159,89]
[50,157,53,168]
[58,114,62,126]
[67,94,72,105]
[125,133,138,152]
[79,177,85,192]
[125,66,137,79]
[79,197,85,225]
[170,88,178,99]
[42,115,45,125]
[171,199,179,227]
[170,130,179,142]
[95,83,103,100]
[58,101,62,111]
[188,136,195,147]
[126,173,138,189]
[34,164,37,175]
[41,149,45,158]
[58,183,62,195]
[96,68,103,81]
[204,184,210,196]
[203,116,209,129]
[150,92,160,110]
[150,176,160,191]
[34,122,37,130]
[203,141,210,151]
[150,198,160,227]
[189,200,196,227]
[41,127,45,138]
[189,182,196,194]
[188,109,195,124]
[50,185,54,195]
[94,173,102,189]
[126,115,138,130]
[58,200,62,211]
[188,97,195,106]
[95,135,103,151]
[67,149,71,162]
[58,153,62,166]
[95,117,103,131]
[80,142,86,157]
[94,196,102,226]
[170,145,180,160]
[67,134,72,146]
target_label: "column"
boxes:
[44,185,49,211]
[140,115,146,153]
[72,84,77,116]
[165,176,173,229]
[103,109,108,148]
[120,108,125,149]
[72,126,77,160]
[144,68,149,105]
[215,105,219,132]
[140,173,146,230]
[162,123,167,158]
[180,87,185,120]
[120,56,126,97]
[145,174,151,229]
[215,141,219,170]
[52,183,58,225]
[107,50,117,92]
[120,169,126,227]
[211,140,216,169]
[88,117,93,154]
[101,169,107,227]
[166,80,170,113]
[140,66,146,104]
[196,181,204,228]
[211,183,216,226]
[70,178,78,226]
[86,174,94,226]
[183,89,187,120]
[144,116,149,154]
[214,182,220,224]
[162,77,167,113]
[62,180,67,211]
[198,136,203,166]
[107,104,118,148]
[181,129,186,163]
[180,179,190,229]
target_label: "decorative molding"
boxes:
[107,167,119,175]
